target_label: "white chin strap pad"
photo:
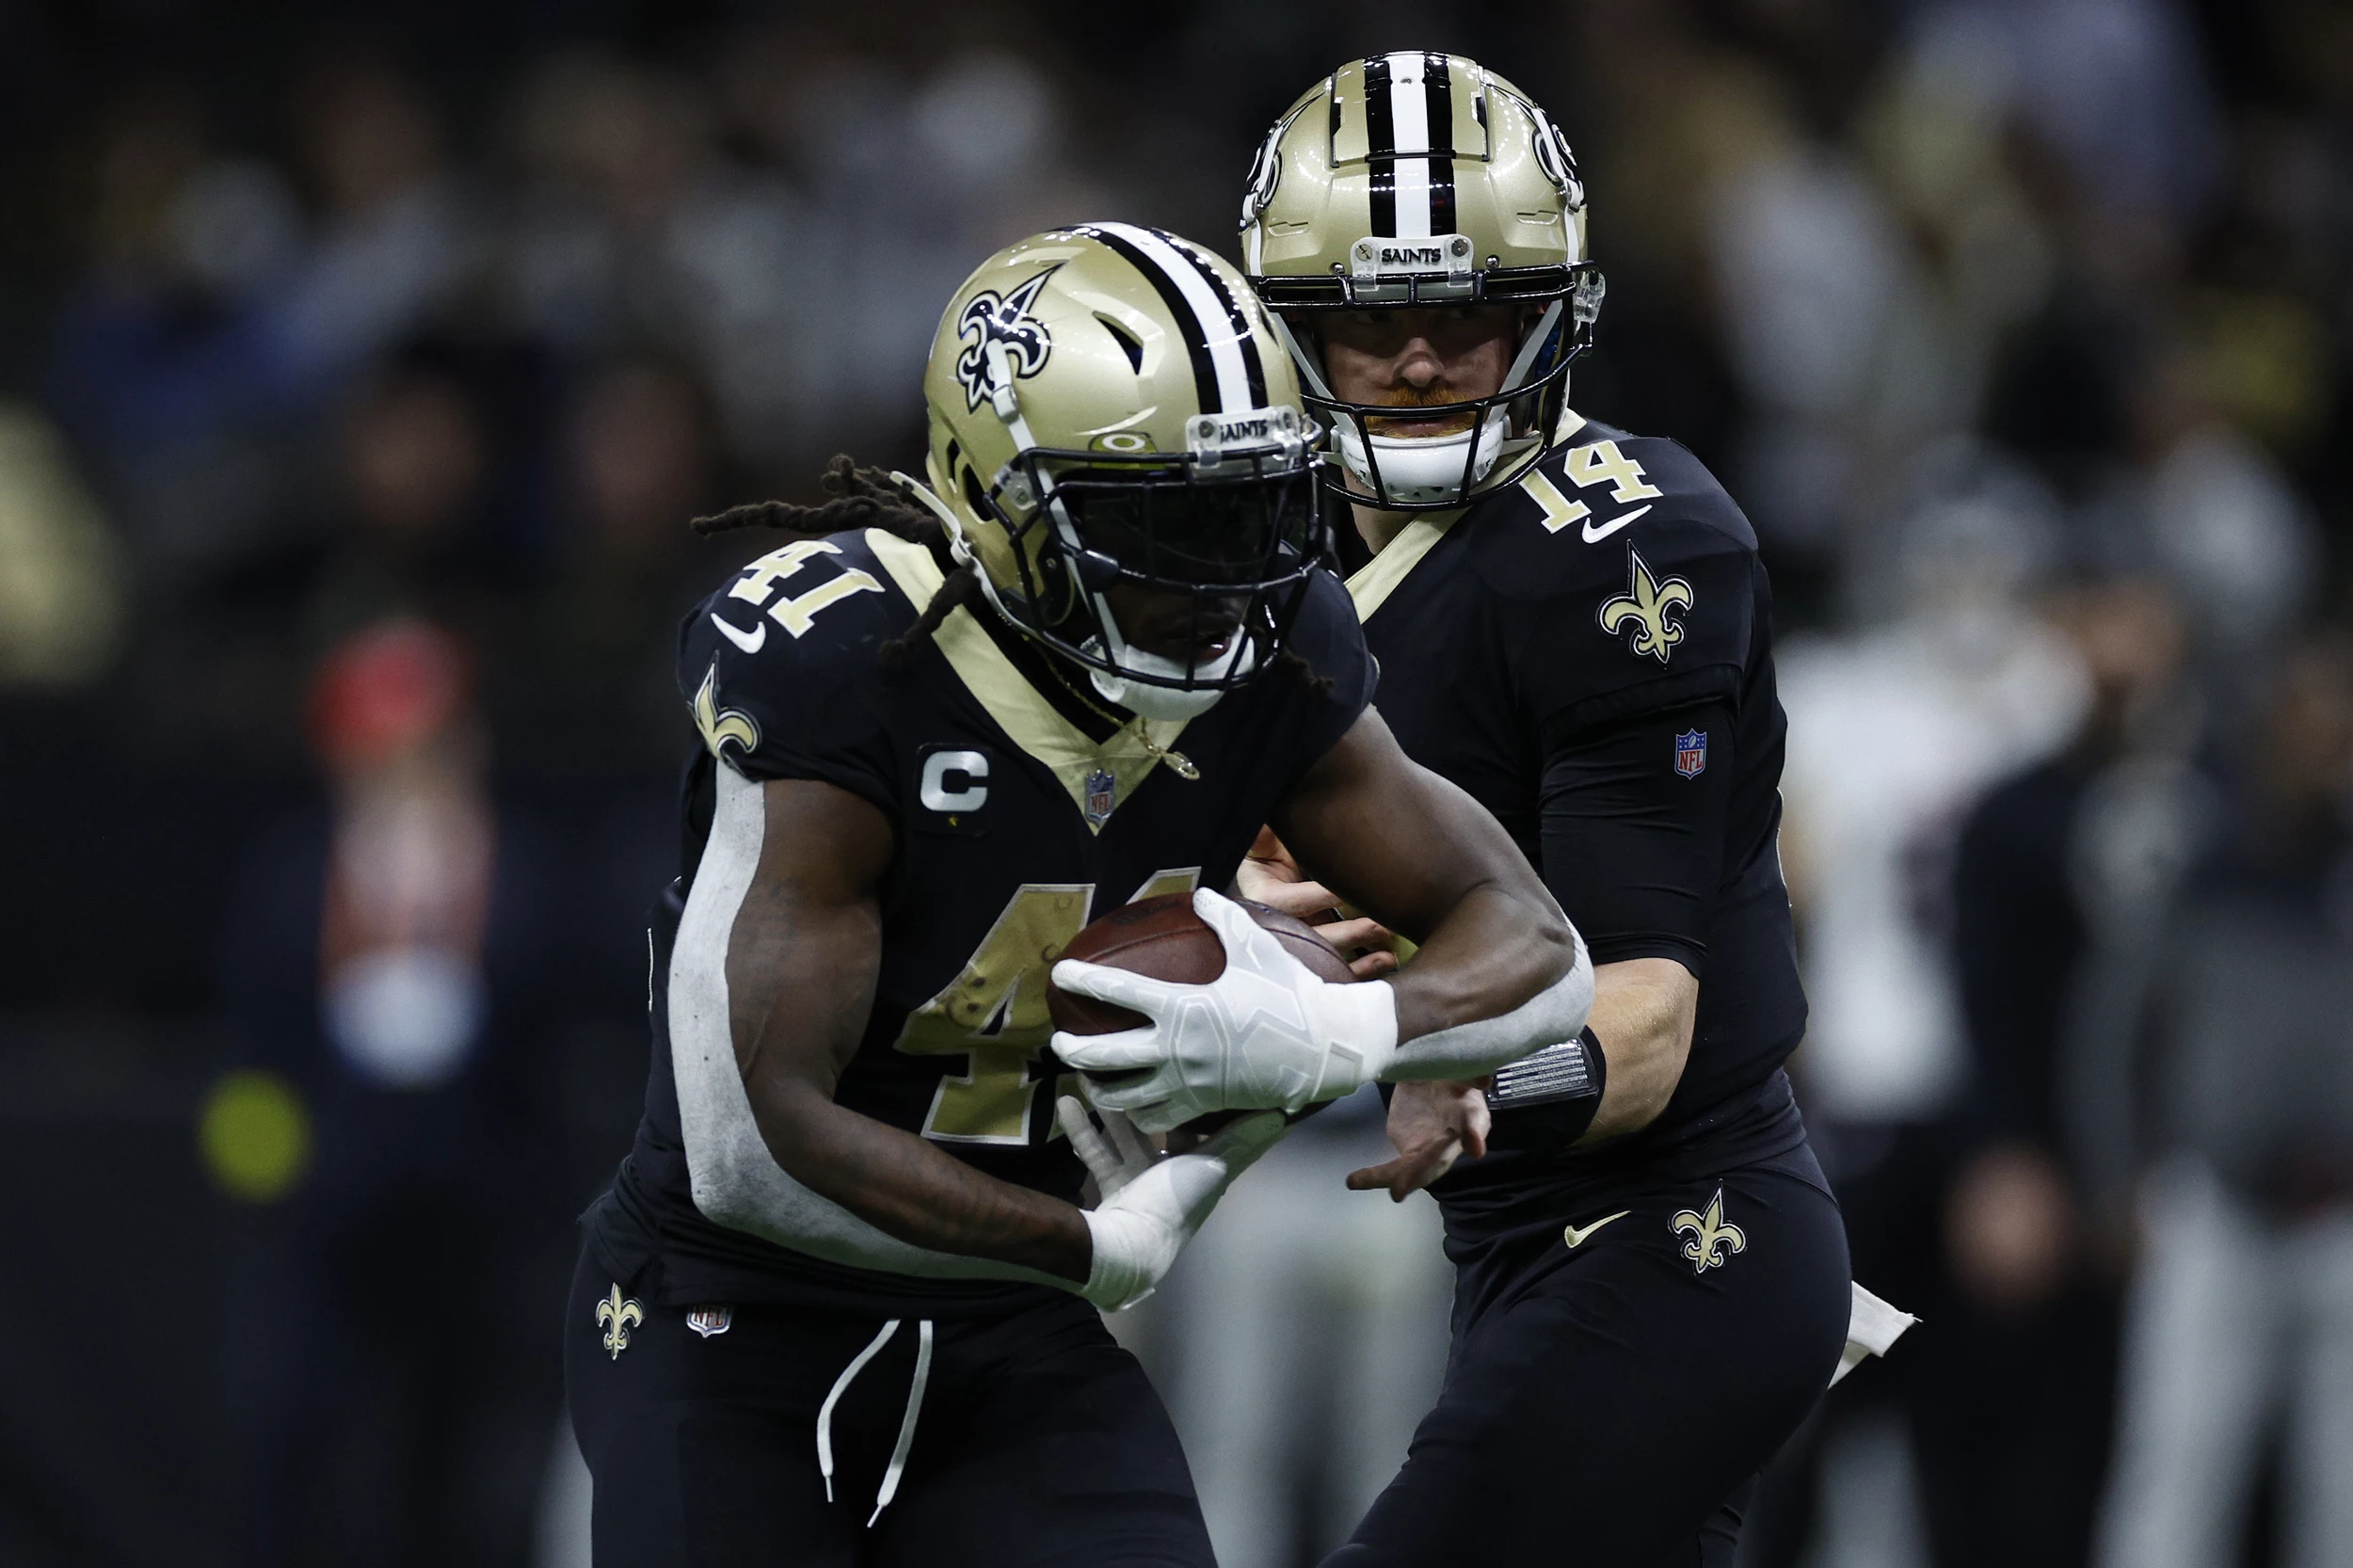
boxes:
[1086,630,1253,721]
[1337,408,1508,505]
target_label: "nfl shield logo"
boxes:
[1084,767,1117,828]
[686,1305,732,1338]
[1673,729,1707,778]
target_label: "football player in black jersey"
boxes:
[564,224,1598,1567]
[1081,56,1853,1567]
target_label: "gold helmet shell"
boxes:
[914,224,1324,713]
[1239,54,1605,509]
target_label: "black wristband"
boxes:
[1483,1028,1608,1152]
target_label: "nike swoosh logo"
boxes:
[1580,505,1653,544]
[711,613,767,654]
[1562,1210,1632,1250]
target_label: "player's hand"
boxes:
[1056,1095,1286,1311]
[1237,827,1398,981]
[1056,1094,1159,1201]
[1052,888,1401,1132]
[1348,1079,1492,1202]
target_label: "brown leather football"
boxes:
[1046,892,1355,1036]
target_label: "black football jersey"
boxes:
[588,526,1373,1313]
[1346,413,1808,1195]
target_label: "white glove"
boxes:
[1057,1094,1288,1311]
[1050,888,1400,1133]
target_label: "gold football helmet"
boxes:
[913,224,1321,719]
[1239,53,1606,509]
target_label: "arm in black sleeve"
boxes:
[1537,698,1737,978]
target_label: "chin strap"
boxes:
[1497,299,1565,396]
[1266,312,1338,403]
[888,472,976,562]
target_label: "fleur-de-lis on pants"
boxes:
[597,1284,645,1360]
[1671,1189,1746,1274]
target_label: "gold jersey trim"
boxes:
[862,529,1190,834]
[1345,511,1462,622]
[1344,408,1590,623]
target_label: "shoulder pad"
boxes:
[676,530,917,789]
[1473,423,1763,730]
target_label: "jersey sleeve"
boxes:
[1538,696,1737,974]
[1271,567,1379,787]
[673,533,908,814]
[1481,432,1762,743]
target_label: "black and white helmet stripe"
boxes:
[1161,234,1270,410]
[1361,51,1456,240]
[1074,222,1264,416]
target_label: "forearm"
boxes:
[1382,891,1593,1079]
[1577,957,1694,1143]
[745,1080,1092,1282]
[1268,727,1587,1088]
[1383,878,1578,1039]
[673,768,1090,1289]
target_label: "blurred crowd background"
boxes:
[4,0,2351,1565]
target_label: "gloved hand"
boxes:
[1050,888,1401,1133]
[1057,1094,1287,1311]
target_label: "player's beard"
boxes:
[1363,384,1481,440]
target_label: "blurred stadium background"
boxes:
[3,1,2350,1565]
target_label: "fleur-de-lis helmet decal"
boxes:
[954,266,1060,412]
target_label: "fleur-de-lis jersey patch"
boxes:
[1671,1188,1747,1274]
[596,1284,645,1359]
[1597,545,1694,664]
[693,663,760,760]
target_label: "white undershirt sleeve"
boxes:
[668,762,1070,1288]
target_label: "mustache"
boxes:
[1365,383,1477,409]
[1362,382,1480,438]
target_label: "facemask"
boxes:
[1336,406,1509,505]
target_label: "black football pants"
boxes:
[1324,1144,1850,1567]
[564,1250,1215,1567]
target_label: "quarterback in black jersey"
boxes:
[1194,56,1856,1566]
[565,225,1595,1567]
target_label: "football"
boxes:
[1046,893,1356,1036]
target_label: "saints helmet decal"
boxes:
[954,266,1059,413]
[905,224,1327,720]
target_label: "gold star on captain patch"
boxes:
[1596,546,1694,664]
[692,662,760,759]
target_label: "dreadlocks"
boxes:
[691,455,986,670]
[691,454,941,545]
